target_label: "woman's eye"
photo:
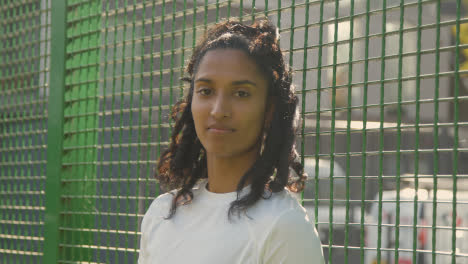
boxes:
[236,90,250,97]
[196,88,212,96]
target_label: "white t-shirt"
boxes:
[138,179,325,264]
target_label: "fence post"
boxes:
[43,0,67,263]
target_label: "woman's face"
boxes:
[191,48,271,158]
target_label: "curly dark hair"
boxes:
[156,18,307,220]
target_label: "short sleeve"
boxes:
[138,200,153,264]
[260,208,325,264]
[137,193,173,264]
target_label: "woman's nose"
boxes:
[210,95,231,119]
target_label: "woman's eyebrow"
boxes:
[194,78,257,87]
[231,80,257,87]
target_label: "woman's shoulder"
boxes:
[244,188,309,230]
[148,191,175,212]
[143,179,206,219]
[141,191,174,226]
[253,187,306,216]
[255,190,325,264]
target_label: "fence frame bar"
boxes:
[43,0,67,263]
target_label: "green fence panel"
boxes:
[2,0,468,263]
[0,0,50,263]
[60,0,101,262]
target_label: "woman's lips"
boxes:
[208,127,234,134]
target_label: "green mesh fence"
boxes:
[1,0,468,263]
[0,0,50,262]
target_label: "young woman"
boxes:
[138,19,325,264]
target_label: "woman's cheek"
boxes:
[191,102,207,136]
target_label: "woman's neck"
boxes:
[205,146,259,193]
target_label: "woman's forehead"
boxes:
[195,49,267,84]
